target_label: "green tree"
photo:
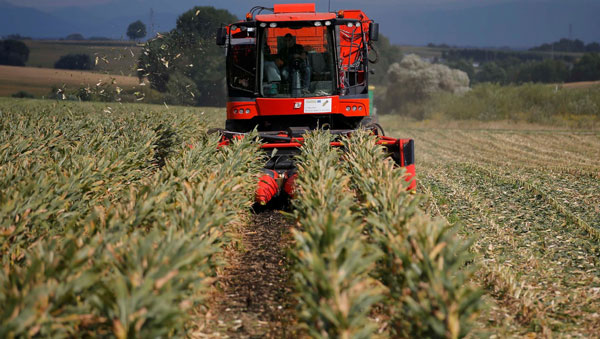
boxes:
[514,59,569,83]
[175,6,237,41]
[138,6,237,106]
[65,33,85,41]
[127,20,147,41]
[447,59,475,82]
[370,33,402,85]
[0,39,29,66]
[570,53,600,82]
[586,42,600,53]
[54,54,93,70]
[475,62,507,84]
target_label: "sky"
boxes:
[2,0,599,46]
[4,0,516,12]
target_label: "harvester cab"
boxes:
[215,3,415,205]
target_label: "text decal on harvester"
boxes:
[304,98,332,113]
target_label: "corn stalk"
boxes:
[0,103,262,337]
[342,131,482,339]
[290,131,382,339]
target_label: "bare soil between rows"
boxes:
[198,210,296,338]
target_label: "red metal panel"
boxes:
[405,164,417,191]
[338,98,370,116]
[227,101,258,120]
[273,3,315,13]
[251,97,368,117]
[256,13,336,22]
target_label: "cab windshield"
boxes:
[260,24,335,98]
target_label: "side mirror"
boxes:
[216,27,227,46]
[369,22,379,42]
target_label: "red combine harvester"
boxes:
[215,3,415,205]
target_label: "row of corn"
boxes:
[0,101,262,337]
[290,131,482,338]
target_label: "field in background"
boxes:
[375,82,600,129]
[24,40,142,76]
[381,117,600,336]
[398,44,585,61]
[0,65,145,97]
[0,40,144,98]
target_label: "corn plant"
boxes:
[341,131,482,339]
[290,131,382,339]
[0,100,262,337]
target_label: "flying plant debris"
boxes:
[56,87,66,100]
[134,91,145,101]
[185,84,195,98]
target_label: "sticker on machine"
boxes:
[304,98,332,113]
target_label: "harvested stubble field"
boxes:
[0,65,144,97]
[381,115,600,337]
[24,40,142,76]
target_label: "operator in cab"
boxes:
[276,33,311,93]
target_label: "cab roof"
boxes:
[255,3,336,22]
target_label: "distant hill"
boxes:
[0,2,177,40]
[0,2,79,38]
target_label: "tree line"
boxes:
[443,50,600,84]
[530,38,600,53]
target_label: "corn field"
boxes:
[4,97,595,338]
[289,131,481,338]
[0,99,262,337]
[381,115,600,337]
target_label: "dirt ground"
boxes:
[194,210,297,338]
